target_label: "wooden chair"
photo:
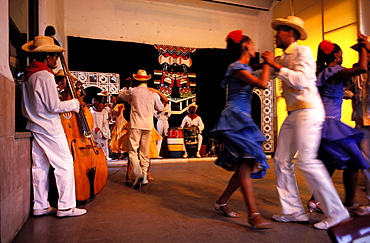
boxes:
[327,214,370,243]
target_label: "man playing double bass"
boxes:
[22,36,87,217]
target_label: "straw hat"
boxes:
[351,36,370,51]
[271,16,307,40]
[187,103,198,113]
[54,69,77,79]
[133,69,151,81]
[97,91,110,96]
[55,69,66,76]
[22,36,66,53]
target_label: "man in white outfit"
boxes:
[181,104,204,158]
[119,70,168,189]
[154,102,171,157]
[263,16,349,229]
[22,36,86,217]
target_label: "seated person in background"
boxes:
[181,104,204,158]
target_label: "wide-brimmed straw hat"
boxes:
[351,36,370,51]
[22,36,66,53]
[271,16,307,40]
[98,91,110,96]
[133,69,151,81]
[187,104,198,113]
[54,69,77,79]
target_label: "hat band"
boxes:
[136,74,149,79]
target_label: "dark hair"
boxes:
[316,43,341,75]
[226,35,251,62]
[277,25,300,41]
[28,52,58,62]
[92,95,103,103]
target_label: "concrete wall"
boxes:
[1,0,32,242]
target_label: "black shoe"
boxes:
[133,178,143,189]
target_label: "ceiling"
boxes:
[149,0,281,15]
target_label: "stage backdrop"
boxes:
[68,37,275,154]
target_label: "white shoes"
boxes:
[272,213,309,223]
[33,207,56,216]
[313,213,350,230]
[142,175,148,185]
[57,207,87,218]
[183,152,201,158]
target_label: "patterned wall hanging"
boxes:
[253,81,276,154]
[153,44,196,114]
[70,71,120,95]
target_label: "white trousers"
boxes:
[274,108,348,219]
[357,125,370,203]
[128,128,151,179]
[32,132,76,210]
[156,120,169,154]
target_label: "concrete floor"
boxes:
[12,158,369,243]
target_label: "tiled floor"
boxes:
[12,158,369,243]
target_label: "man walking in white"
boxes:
[154,102,171,157]
[263,16,349,229]
[119,70,168,189]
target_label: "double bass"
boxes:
[46,26,108,201]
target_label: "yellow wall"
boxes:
[273,0,358,130]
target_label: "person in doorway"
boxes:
[263,16,349,230]
[154,101,171,157]
[181,104,204,158]
[90,95,110,160]
[119,69,168,189]
[21,36,86,217]
[210,30,273,229]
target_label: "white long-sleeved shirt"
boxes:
[181,115,204,134]
[154,103,171,121]
[22,70,79,135]
[119,83,163,130]
[277,42,323,112]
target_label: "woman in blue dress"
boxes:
[307,39,368,212]
[211,30,273,229]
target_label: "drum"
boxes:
[183,127,198,157]
[167,127,184,158]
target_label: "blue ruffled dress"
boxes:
[210,61,269,179]
[317,65,368,170]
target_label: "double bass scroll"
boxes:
[45,26,108,201]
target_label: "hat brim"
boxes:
[351,36,370,51]
[22,40,66,53]
[350,43,360,51]
[133,74,151,81]
[271,19,307,40]
[187,104,198,112]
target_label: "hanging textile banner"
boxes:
[153,44,196,114]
